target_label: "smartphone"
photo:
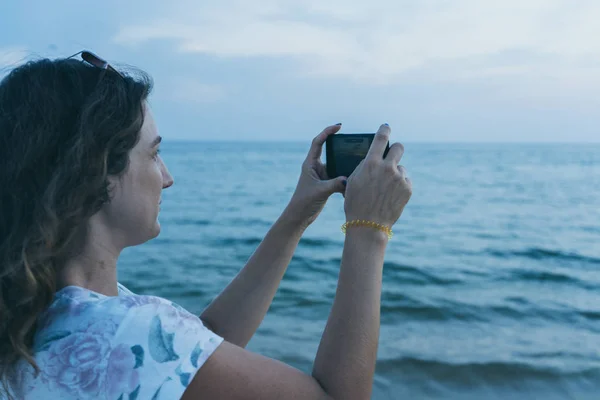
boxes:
[326,133,390,179]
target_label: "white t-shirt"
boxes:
[7,283,223,399]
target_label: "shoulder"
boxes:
[111,295,225,399]
[117,293,223,359]
[26,287,223,400]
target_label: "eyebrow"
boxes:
[150,136,162,147]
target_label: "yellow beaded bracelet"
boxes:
[341,220,393,239]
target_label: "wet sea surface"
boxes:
[119,142,600,399]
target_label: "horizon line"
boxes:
[162,139,600,145]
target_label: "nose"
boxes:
[163,173,174,189]
[162,164,174,189]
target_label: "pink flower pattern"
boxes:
[11,284,223,399]
[39,320,138,399]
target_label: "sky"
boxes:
[1,0,599,142]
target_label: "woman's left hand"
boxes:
[283,124,347,229]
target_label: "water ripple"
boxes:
[486,247,600,266]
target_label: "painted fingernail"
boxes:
[383,123,389,126]
[342,180,347,186]
[335,122,342,126]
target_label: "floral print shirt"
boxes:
[7,283,224,399]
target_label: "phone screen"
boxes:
[326,133,389,178]
[328,135,375,178]
[334,136,372,157]
[333,137,372,175]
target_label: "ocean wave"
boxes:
[473,232,520,240]
[486,247,600,265]
[504,296,529,305]
[376,357,600,384]
[380,302,485,322]
[380,295,600,325]
[323,259,465,287]
[578,310,600,321]
[270,296,331,311]
[498,269,598,290]
[581,225,600,234]
[380,296,511,322]
[513,351,600,362]
[509,270,582,284]
[383,262,464,286]
[165,217,211,226]
[150,237,201,245]
[209,237,263,247]
[298,237,339,248]
[226,217,273,227]
[288,256,339,279]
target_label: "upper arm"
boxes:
[181,340,333,400]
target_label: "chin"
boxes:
[126,223,161,247]
[151,220,161,238]
[136,220,161,245]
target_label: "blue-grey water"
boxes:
[118,142,600,399]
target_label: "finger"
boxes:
[307,123,342,161]
[324,175,348,194]
[397,165,407,179]
[385,142,405,165]
[315,162,329,180]
[366,124,391,161]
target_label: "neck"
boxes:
[57,233,122,297]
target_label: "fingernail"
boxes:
[383,123,389,126]
[335,122,342,126]
[342,180,347,186]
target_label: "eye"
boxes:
[153,148,161,160]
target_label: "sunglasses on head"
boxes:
[67,50,123,78]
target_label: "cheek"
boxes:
[108,181,144,221]
[110,164,161,214]
[132,160,163,197]
[149,161,165,195]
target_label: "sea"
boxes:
[118,141,600,400]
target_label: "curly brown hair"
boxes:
[0,56,152,397]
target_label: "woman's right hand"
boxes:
[344,124,412,227]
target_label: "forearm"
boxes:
[312,228,388,400]
[200,209,305,347]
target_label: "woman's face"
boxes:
[99,103,174,248]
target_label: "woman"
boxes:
[0,51,412,400]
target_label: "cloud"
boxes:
[161,78,226,104]
[112,0,600,91]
